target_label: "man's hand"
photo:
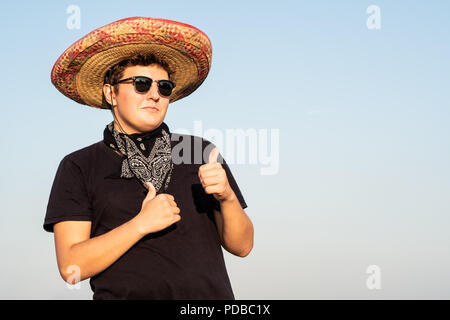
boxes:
[198,147,235,203]
[135,182,181,235]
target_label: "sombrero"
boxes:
[51,17,212,109]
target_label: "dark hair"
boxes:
[102,53,173,109]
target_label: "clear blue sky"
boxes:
[0,0,449,299]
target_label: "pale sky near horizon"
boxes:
[0,0,449,299]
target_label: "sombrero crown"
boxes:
[51,17,212,108]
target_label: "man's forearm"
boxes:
[60,217,144,283]
[216,192,254,257]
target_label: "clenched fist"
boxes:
[135,182,181,235]
[198,147,234,203]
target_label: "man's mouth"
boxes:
[142,106,159,111]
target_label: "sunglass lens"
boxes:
[158,80,175,96]
[134,77,152,93]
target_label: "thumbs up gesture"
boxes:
[135,182,181,235]
[198,147,234,203]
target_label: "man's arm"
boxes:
[199,147,254,258]
[54,219,144,283]
[213,190,254,257]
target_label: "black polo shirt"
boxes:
[43,129,248,300]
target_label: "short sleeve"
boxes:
[43,156,93,232]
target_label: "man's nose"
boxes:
[146,81,160,100]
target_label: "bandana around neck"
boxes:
[103,121,173,193]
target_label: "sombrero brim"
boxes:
[51,17,212,109]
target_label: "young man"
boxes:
[44,17,253,299]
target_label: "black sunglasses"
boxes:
[113,76,176,97]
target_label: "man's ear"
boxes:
[103,84,116,107]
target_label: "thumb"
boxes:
[145,182,156,200]
[208,147,220,164]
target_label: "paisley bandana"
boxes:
[104,121,173,193]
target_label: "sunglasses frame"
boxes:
[113,76,176,97]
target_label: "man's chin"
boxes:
[139,119,163,132]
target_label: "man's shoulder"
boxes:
[61,140,105,167]
[170,132,215,147]
[170,133,218,165]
